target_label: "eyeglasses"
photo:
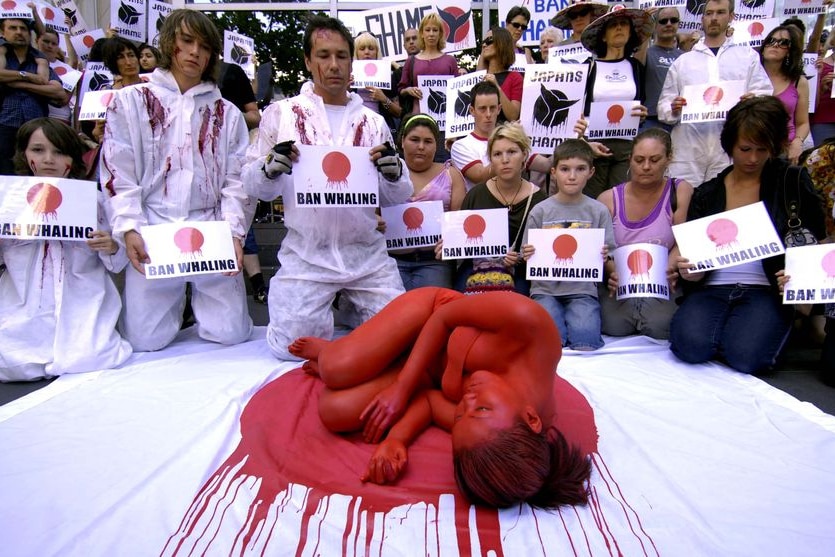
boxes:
[657,17,680,25]
[568,8,592,20]
[508,21,528,32]
[482,36,494,47]
[765,38,791,49]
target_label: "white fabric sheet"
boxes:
[1,331,834,556]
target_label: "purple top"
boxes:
[775,82,799,141]
[612,178,676,250]
[398,54,459,92]
[410,161,454,210]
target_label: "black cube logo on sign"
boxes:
[428,89,446,115]
[118,2,141,26]
[231,43,251,66]
[90,72,111,91]
[62,8,77,27]
[454,90,472,118]
[533,84,578,128]
[438,7,471,44]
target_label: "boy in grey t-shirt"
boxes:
[521,139,614,350]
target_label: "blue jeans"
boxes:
[669,285,793,374]
[397,259,453,290]
[533,293,603,350]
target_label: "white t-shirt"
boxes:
[450,132,489,192]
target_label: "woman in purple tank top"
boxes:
[596,129,693,339]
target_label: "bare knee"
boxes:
[318,389,362,433]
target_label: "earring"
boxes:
[784,56,790,67]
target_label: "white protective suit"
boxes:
[0,192,132,381]
[657,38,772,186]
[101,69,253,352]
[242,82,412,360]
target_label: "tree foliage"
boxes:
[205,4,321,97]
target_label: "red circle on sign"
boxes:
[552,234,578,259]
[1,1,18,10]
[322,151,351,184]
[707,218,738,246]
[27,182,62,218]
[748,21,764,37]
[403,207,424,231]
[627,249,653,275]
[463,214,486,239]
[703,86,724,105]
[441,7,470,43]
[364,62,377,77]
[83,35,95,48]
[174,227,205,253]
[606,104,625,125]
[822,250,835,276]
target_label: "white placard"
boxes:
[587,100,640,141]
[804,53,819,112]
[783,0,827,16]
[613,243,670,300]
[441,208,509,260]
[521,63,588,155]
[732,0,776,22]
[0,0,33,20]
[548,43,592,65]
[444,70,486,139]
[731,18,779,49]
[509,53,527,74]
[223,30,255,80]
[147,0,172,47]
[293,145,380,208]
[672,202,785,272]
[679,80,746,124]
[50,60,82,92]
[70,28,105,64]
[637,0,686,9]
[526,227,605,282]
[141,221,238,279]
[352,60,391,89]
[75,62,113,115]
[55,0,88,35]
[110,0,146,42]
[418,75,451,130]
[783,245,835,304]
[77,89,116,121]
[0,177,97,242]
[34,1,70,34]
[352,3,435,61]
[381,200,444,250]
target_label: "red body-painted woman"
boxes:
[290,287,591,508]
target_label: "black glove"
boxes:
[374,142,403,181]
[263,140,295,179]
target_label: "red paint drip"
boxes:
[162,370,602,555]
[142,87,167,136]
[162,156,172,197]
[290,105,312,144]
[197,107,210,155]
[211,99,225,155]
[353,114,368,146]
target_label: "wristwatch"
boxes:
[18,71,27,81]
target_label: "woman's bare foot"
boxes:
[288,336,329,360]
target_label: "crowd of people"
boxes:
[1,0,835,510]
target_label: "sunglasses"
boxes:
[568,8,592,20]
[766,38,791,49]
[508,21,528,32]
[657,17,680,25]
[482,36,494,47]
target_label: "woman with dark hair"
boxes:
[101,36,143,88]
[480,26,523,122]
[0,118,131,381]
[597,127,693,339]
[288,286,591,508]
[669,97,826,374]
[580,7,652,198]
[389,114,465,289]
[759,25,810,164]
[138,43,160,73]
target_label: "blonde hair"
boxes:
[488,122,531,159]
[418,13,446,51]
[354,32,380,59]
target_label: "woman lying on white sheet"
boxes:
[0,118,131,381]
[289,286,591,508]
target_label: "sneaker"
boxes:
[254,286,268,305]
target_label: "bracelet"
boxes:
[383,98,392,110]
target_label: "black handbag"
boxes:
[783,165,818,248]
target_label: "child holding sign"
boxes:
[522,139,614,351]
[0,118,131,381]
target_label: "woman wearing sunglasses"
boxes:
[759,25,811,164]
[477,6,535,69]
[480,27,523,122]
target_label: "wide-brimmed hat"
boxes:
[580,6,653,53]
[550,1,608,30]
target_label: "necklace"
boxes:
[493,177,524,207]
